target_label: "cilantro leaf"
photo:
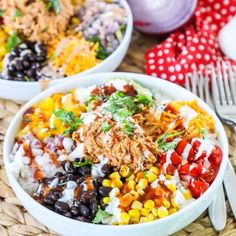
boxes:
[53,109,83,136]
[156,130,185,151]
[101,122,111,132]
[6,32,21,52]
[199,128,210,139]
[137,94,152,105]
[92,206,112,224]
[89,36,109,60]
[73,158,92,168]
[47,0,61,14]
[123,121,135,135]
[0,9,5,17]
[13,9,22,20]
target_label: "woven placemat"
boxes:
[0,32,236,236]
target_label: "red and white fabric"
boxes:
[145,0,236,85]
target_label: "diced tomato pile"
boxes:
[160,138,223,199]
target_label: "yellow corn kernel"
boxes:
[128,180,135,190]
[103,197,111,204]
[109,172,120,179]
[183,190,192,200]
[120,165,130,177]
[130,190,139,200]
[144,200,155,210]
[130,217,140,224]
[126,174,135,181]
[148,213,155,221]
[120,212,130,224]
[128,209,140,218]
[163,199,171,209]
[165,181,176,192]
[141,208,149,216]
[71,17,80,25]
[151,208,158,217]
[166,175,172,180]
[146,172,158,183]
[137,178,148,190]
[157,206,169,218]
[150,166,159,175]
[171,198,180,208]
[137,189,145,196]
[131,200,143,210]
[140,216,148,223]
[111,178,123,188]
[169,208,178,215]
[102,179,111,187]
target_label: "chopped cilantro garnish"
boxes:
[92,206,112,224]
[47,0,61,14]
[73,158,92,168]
[137,94,152,105]
[6,32,21,52]
[101,122,111,132]
[123,121,135,135]
[89,36,109,60]
[53,109,83,136]
[156,130,185,151]
[13,9,22,20]
[0,9,5,17]
[199,128,210,139]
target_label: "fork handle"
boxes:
[208,184,227,231]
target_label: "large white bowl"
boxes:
[0,0,133,101]
[4,72,228,236]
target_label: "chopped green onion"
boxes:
[101,122,111,132]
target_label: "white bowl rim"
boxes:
[3,72,228,231]
[0,0,133,86]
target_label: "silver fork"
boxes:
[211,61,236,219]
[185,65,227,231]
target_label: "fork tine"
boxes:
[185,73,192,91]
[222,61,232,105]
[227,61,236,104]
[211,63,221,109]
[204,69,213,109]
[191,64,198,95]
[216,61,227,105]
[198,71,205,101]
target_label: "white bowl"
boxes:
[0,0,133,101]
[4,72,228,236]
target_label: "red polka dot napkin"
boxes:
[145,0,236,85]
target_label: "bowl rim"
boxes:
[3,72,228,231]
[0,0,133,86]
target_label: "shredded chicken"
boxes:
[73,119,160,172]
[1,0,81,42]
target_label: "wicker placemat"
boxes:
[0,32,236,236]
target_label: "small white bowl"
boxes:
[0,0,133,101]
[4,72,228,236]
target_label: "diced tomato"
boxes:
[200,165,219,184]
[176,139,195,162]
[166,164,176,175]
[188,179,209,198]
[170,151,182,165]
[208,145,223,166]
[160,153,166,164]
[178,163,199,177]
[191,139,206,160]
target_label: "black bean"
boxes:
[22,60,30,68]
[55,172,63,178]
[32,62,40,69]
[62,161,74,173]
[76,216,91,223]
[54,201,70,213]
[8,62,16,72]
[79,190,97,204]
[48,190,61,202]
[63,212,72,218]
[78,166,91,176]
[36,56,46,62]
[16,72,24,78]
[98,186,112,197]
[26,69,35,77]
[102,164,112,175]
[96,177,104,185]
[15,59,23,71]
[70,206,80,216]
[90,201,98,217]
[78,204,90,217]
[66,174,78,182]
[28,54,36,61]
[43,196,55,205]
